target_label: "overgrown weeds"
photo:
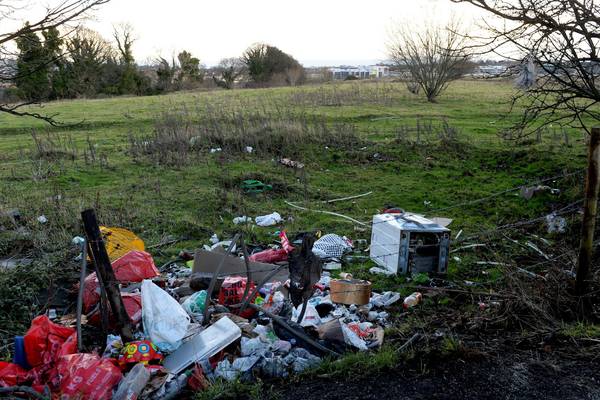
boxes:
[286,82,404,107]
[395,117,464,150]
[128,100,362,166]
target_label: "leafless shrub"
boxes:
[395,117,463,147]
[388,18,472,102]
[287,82,402,107]
[453,0,600,136]
[406,81,420,95]
[30,131,78,161]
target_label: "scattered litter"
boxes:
[430,217,453,227]
[37,215,48,224]
[369,266,395,276]
[113,362,150,400]
[141,280,190,353]
[163,316,241,374]
[324,191,373,204]
[255,212,283,227]
[58,353,122,400]
[292,303,321,327]
[279,158,305,169]
[323,261,342,271]
[546,213,567,233]
[0,218,455,396]
[330,279,371,305]
[403,292,422,309]
[312,234,352,259]
[520,185,560,200]
[371,291,401,307]
[241,179,273,194]
[210,147,222,153]
[182,290,207,323]
[245,146,254,153]
[233,216,253,225]
[100,226,145,262]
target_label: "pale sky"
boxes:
[9,0,483,66]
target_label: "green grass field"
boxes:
[0,78,590,341]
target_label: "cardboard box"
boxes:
[330,279,371,305]
[192,249,289,287]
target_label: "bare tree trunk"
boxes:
[81,208,134,342]
[575,127,600,296]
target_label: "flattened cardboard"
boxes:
[192,249,289,284]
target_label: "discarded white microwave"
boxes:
[369,213,450,274]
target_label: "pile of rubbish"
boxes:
[0,220,412,399]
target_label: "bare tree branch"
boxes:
[0,0,109,124]
[453,0,600,136]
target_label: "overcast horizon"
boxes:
[4,0,484,67]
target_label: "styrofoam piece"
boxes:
[163,316,242,374]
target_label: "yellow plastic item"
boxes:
[100,226,145,261]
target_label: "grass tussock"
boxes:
[128,100,362,166]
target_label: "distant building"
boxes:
[370,65,390,78]
[475,65,507,77]
[330,65,390,80]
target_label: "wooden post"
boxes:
[81,209,134,342]
[575,127,600,296]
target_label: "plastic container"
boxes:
[403,292,422,309]
[113,363,150,400]
[13,336,30,369]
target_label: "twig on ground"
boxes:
[285,201,368,226]
[324,191,373,204]
[396,333,421,353]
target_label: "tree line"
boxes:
[11,24,306,102]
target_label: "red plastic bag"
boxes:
[58,353,122,400]
[83,250,159,311]
[0,362,29,387]
[249,231,293,263]
[87,292,142,327]
[24,316,76,368]
[218,276,256,318]
[279,231,294,253]
[249,248,288,263]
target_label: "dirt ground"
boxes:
[277,352,600,400]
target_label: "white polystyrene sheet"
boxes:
[163,316,242,374]
[374,213,450,232]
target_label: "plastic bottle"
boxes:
[113,363,150,400]
[403,292,422,309]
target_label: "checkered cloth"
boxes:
[312,234,352,259]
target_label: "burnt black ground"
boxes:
[275,354,600,400]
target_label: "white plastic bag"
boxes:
[141,280,190,353]
[340,321,368,351]
[255,212,283,227]
[291,303,321,328]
